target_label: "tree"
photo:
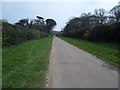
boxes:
[29,16,45,31]
[80,13,91,29]
[15,18,29,27]
[36,16,45,31]
[110,5,120,22]
[29,19,38,29]
[36,16,44,24]
[62,17,87,38]
[94,8,107,24]
[45,19,57,33]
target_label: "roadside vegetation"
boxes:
[0,21,2,89]
[62,5,119,43]
[3,37,52,88]
[61,37,119,67]
[2,16,57,48]
[0,47,1,89]
[2,22,49,47]
[2,15,57,88]
[61,4,119,68]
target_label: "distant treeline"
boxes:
[62,5,120,43]
[15,16,57,34]
[2,22,49,47]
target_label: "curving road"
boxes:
[47,36,118,88]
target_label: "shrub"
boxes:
[88,23,120,43]
[2,22,49,47]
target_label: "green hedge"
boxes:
[62,22,120,43]
[87,23,120,43]
[2,22,49,47]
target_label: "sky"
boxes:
[1,0,119,31]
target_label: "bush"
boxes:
[88,23,120,43]
[2,22,49,47]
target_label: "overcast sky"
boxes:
[1,0,119,31]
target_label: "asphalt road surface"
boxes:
[47,36,118,88]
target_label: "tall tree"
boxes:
[36,16,45,31]
[80,13,91,29]
[45,19,57,33]
[36,16,44,24]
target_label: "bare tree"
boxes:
[94,8,107,24]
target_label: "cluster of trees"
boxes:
[2,15,57,47]
[62,5,120,43]
[15,16,57,34]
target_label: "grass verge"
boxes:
[61,37,119,68]
[2,37,53,88]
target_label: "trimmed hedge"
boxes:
[2,22,49,47]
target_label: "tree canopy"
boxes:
[15,16,57,34]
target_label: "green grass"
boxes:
[2,37,53,88]
[61,37,119,67]
[0,31,2,89]
[0,47,1,89]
